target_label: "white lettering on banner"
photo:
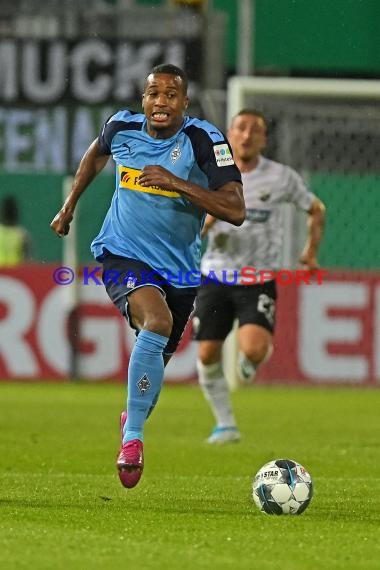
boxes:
[164,341,198,381]
[0,107,65,173]
[0,39,189,104]
[5,110,34,172]
[38,286,69,374]
[375,285,380,382]
[23,41,67,103]
[0,106,113,173]
[80,318,121,378]
[113,43,183,100]
[0,274,197,380]
[79,285,121,378]
[0,40,17,100]
[71,109,100,169]
[0,277,38,375]
[0,273,378,383]
[71,41,113,103]
[35,108,67,172]
[299,283,368,381]
[38,284,122,377]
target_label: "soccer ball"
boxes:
[252,458,313,515]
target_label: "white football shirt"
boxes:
[201,156,315,282]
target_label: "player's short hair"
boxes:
[231,109,268,132]
[148,64,188,93]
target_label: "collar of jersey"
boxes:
[142,117,185,141]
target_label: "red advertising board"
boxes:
[0,265,379,385]
[0,265,196,382]
[258,271,379,385]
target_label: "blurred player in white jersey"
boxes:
[193,109,326,444]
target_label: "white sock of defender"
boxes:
[197,360,237,428]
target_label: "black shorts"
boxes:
[193,278,277,341]
[102,253,196,356]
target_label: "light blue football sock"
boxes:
[123,329,168,444]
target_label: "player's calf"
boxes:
[237,345,273,384]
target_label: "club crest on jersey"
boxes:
[171,144,181,163]
[259,190,271,201]
[213,144,234,167]
[137,373,151,395]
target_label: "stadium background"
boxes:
[0,0,379,385]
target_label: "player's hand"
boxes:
[138,165,179,190]
[299,252,320,273]
[201,214,217,238]
[50,208,73,237]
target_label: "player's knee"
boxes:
[198,344,222,366]
[244,339,272,365]
[144,312,173,338]
[198,353,219,366]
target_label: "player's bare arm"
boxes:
[138,165,245,226]
[50,139,109,237]
[299,197,326,271]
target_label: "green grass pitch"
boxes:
[0,382,379,570]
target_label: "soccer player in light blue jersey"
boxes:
[51,64,245,488]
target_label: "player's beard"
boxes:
[240,152,256,163]
[238,143,261,163]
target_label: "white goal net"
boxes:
[227,76,380,268]
[224,76,380,388]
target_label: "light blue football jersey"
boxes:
[91,110,241,287]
